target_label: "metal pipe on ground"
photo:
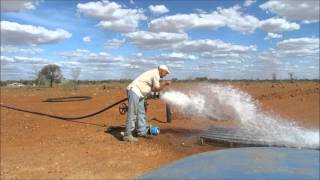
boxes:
[166,103,172,123]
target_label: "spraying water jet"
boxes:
[161,84,319,149]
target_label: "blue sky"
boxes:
[1,0,319,80]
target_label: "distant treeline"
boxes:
[1,77,319,87]
[0,79,132,87]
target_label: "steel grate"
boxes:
[199,126,319,149]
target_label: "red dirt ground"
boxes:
[1,82,319,179]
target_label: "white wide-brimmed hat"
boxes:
[158,65,170,74]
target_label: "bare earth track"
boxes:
[1,81,319,179]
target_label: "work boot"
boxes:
[137,133,153,139]
[137,129,153,139]
[122,132,138,142]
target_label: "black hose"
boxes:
[0,97,128,120]
[43,96,92,102]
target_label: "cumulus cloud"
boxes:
[149,5,169,16]
[104,38,126,48]
[59,49,163,80]
[83,36,91,42]
[257,37,319,66]
[126,31,188,49]
[149,14,205,33]
[77,0,146,32]
[126,31,256,61]
[1,46,43,54]
[1,0,40,12]
[60,49,124,63]
[219,6,260,33]
[264,32,282,40]
[259,17,300,33]
[201,52,247,59]
[166,63,185,69]
[153,52,198,61]
[1,56,15,64]
[260,0,319,22]
[1,55,49,65]
[276,37,319,57]
[1,55,48,72]
[149,5,305,34]
[149,6,259,34]
[7,56,49,64]
[174,39,256,54]
[244,0,256,7]
[1,55,52,80]
[1,21,72,45]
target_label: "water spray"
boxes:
[161,84,319,149]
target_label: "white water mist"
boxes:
[161,84,319,149]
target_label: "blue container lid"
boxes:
[139,147,319,180]
[150,127,160,135]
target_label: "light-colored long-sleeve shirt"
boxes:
[127,68,160,97]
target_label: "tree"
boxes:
[272,73,277,82]
[32,65,43,86]
[195,77,208,81]
[172,78,178,82]
[36,71,45,86]
[39,64,63,88]
[288,72,294,83]
[71,67,81,90]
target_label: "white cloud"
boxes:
[60,49,124,63]
[244,0,256,7]
[60,49,90,58]
[11,56,49,64]
[174,39,256,54]
[104,38,125,48]
[153,52,198,61]
[1,55,52,80]
[77,0,146,32]
[257,37,319,68]
[58,50,163,80]
[126,31,188,49]
[149,6,259,34]
[149,5,169,16]
[308,66,316,69]
[259,18,300,33]
[1,0,40,12]
[219,6,260,34]
[264,32,282,40]
[201,52,243,59]
[276,37,319,57]
[83,36,91,42]
[148,5,308,35]
[1,21,72,45]
[260,0,319,22]
[135,53,143,57]
[1,55,49,65]
[149,14,206,33]
[97,20,140,33]
[257,51,279,61]
[126,58,157,67]
[0,56,15,64]
[194,9,207,14]
[167,63,185,69]
[1,46,43,54]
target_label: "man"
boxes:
[123,65,171,142]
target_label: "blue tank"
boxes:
[139,147,319,179]
[149,126,160,136]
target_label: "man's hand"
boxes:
[164,80,171,86]
[161,80,171,86]
[152,81,172,92]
